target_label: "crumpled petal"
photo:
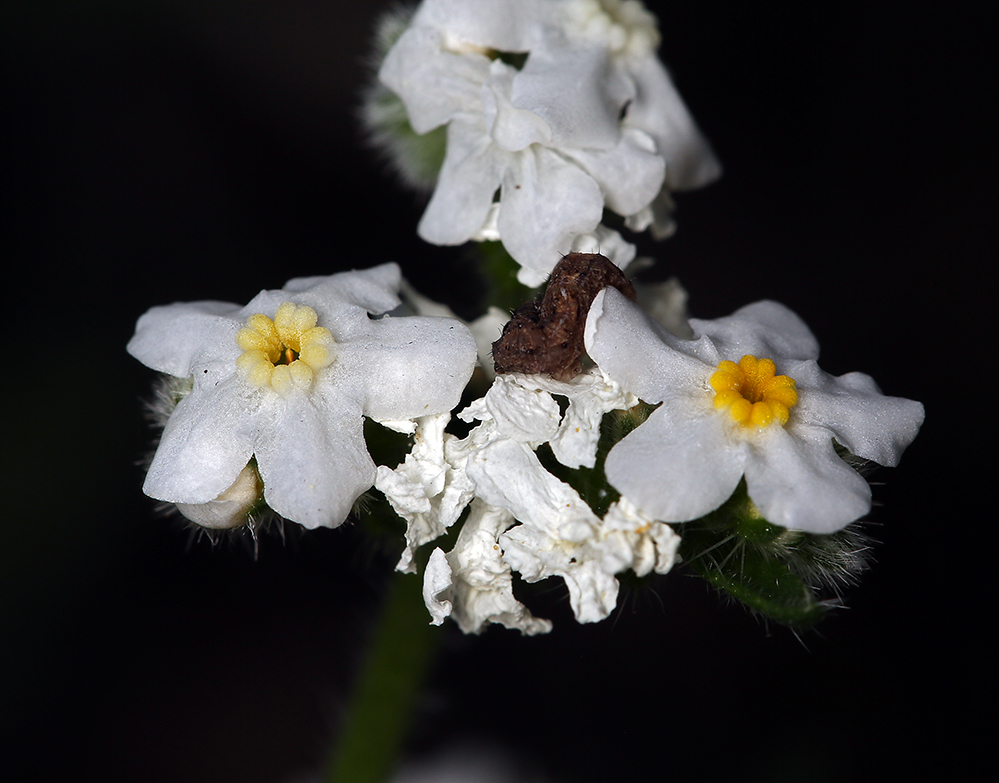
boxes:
[468,375,563,445]
[143,373,259,505]
[520,369,637,469]
[426,500,552,635]
[376,413,476,573]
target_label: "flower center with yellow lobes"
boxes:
[235,302,334,395]
[710,355,798,428]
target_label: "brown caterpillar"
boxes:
[492,252,637,382]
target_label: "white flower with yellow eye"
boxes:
[375,0,718,286]
[585,288,926,534]
[128,264,477,530]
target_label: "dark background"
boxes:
[2,2,990,781]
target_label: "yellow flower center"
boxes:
[235,302,335,395]
[709,355,798,428]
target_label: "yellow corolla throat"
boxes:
[235,302,335,395]
[710,354,798,428]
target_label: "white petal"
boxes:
[332,315,477,422]
[376,413,474,573]
[690,300,820,362]
[174,463,262,530]
[501,522,624,624]
[480,375,562,444]
[744,426,873,534]
[560,127,665,216]
[127,300,242,377]
[790,362,926,467]
[423,547,454,626]
[143,374,259,504]
[483,60,553,152]
[467,438,596,528]
[569,225,637,271]
[634,276,694,339]
[418,116,509,246]
[497,146,605,286]
[522,368,637,469]
[411,0,554,53]
[379,24,490,133]
[624,57,721,190]
[283,263,402,319]
[254,391,374,529]
[443,499,551,635]
[585,287,709,403]
[511,43,631,150]
[604,403,746,523]
[469,307,509,378]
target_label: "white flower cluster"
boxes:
[372,0,720,285]
[129,0,925,635]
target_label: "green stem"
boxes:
[323,570,440,783]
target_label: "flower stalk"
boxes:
[323,570,439,783]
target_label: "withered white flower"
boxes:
[586,287,926,534]
[386,368,677,629]
[376,0,718,285]
[469,436,679,624]
[424,499,552,635]
[128,264,477,530]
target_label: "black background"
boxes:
[2,2,990,781]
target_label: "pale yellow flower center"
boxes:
[235,302,335,395]
[709,355,798,428]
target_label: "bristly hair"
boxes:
[358,4,448,191]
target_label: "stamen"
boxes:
[235,302,335,395]
[710,354,797,428]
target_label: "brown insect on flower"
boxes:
[492,253,637,381]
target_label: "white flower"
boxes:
[128,263,477,530]
[585,287,925,534]
[377,0,718,286]
[471,436,679,623]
